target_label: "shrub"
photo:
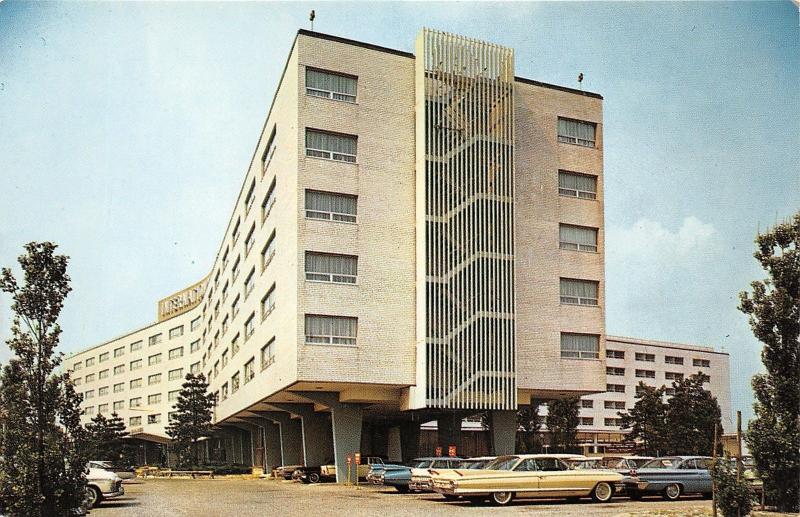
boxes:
[712,458,754,517]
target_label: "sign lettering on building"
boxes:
[157,276,209,322]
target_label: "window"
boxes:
[74,377,82,386]
[214,301,220,319]
[148,414,161,424]
[129,379,141,389]
[221,349,229,368]
[232,256,241,281]
[113,346,125,358]
[559,224,598,252]
[149,333,162,346]
[604,418,622,427]
[693,358,711,368]
[98,403,108,414]
[607,367,625,376]
[84,390,94,399]
[214,270,220,289]
[560,333,600,359]
[665,371,684,381]
[168,411,178,422]
[148,373,161,385]
[113,364,125,375]
[607,383,625,393]
[305,252,357,283]
[148,393,161,405]
[190,362,200,374]
[560,278,599,306]
[190,340,200,353]
[232,218,241,245]
[261,126,277,174]
[665,387,676,396]
[244,268,255,298]
[261,338,276,369]
[73,362,83,371]
[636,352,655,362]
[305,190,357,223]
[635,369,656,378]
[129,359,142,370]
[168,390,180,402]
[113,400,124,411]
[130,397,142,408]
[85,373,96,383]
[580,417,594,426]
[214,361,219,378]
[98,386,109,396]
[168,368,183,381]
[261,231,276,271]
[244,358,255,383]
[191,316,201,331]
[231,333,240,357]
[221,383,228,401]
[84,406,94,416]
[558,117,597,147]
[665,355,684,365]
[261,285,276,320]
[85,357,95,367]
[169,347,183,360]
[245,313,255,340]
[606,349,624,359]
[605,400,626,410]
[261,178,277,223]
[130,340,142,352]
[231,371,240,393]
[305,315,357,345]
[98,369,109,380]
[580,399,594,408]
[231,295,240,320]
[244,179,256,214]
[100,351,110,362]
[305,129,357,162]
[148,354,162,366]
[306,68,357,102]
[558,170,597,199]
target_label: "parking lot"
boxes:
[90,478,723,517]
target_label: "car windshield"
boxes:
[631,458,652,467]
[642,457,682,469]
[462,460,488,469]
[485,457,519,471]
[410,460,432,468]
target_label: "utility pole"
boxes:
[736,411,743,517]
[309,10,315,31]
[712,422,718,517]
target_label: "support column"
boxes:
[255,411,304,465]
[387,426,402,463]
[242,417,283,470]
[270,403,334,467]
[399,421,420,462]
[294,392,363,483]
[489,410,517,455]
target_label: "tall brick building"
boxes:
[66,28,730,477]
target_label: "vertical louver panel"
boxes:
[418,29,516,410]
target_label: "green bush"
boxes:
[712,458,754,517]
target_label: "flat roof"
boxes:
[296,29,603,100]
[607,335,728,356]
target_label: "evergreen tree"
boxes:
[739,213,799,513]
[86,412,131,462]
[619,382,668,455]
[516,403,541,453]
[166,373,215,467]
[664,372,722,455]
[546,397,580,452]
[0,242,87,516]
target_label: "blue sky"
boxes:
[0,1,797,423]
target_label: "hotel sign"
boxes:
[157,276,209,322]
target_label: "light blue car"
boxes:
[622,456,713,500]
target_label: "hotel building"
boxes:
[66,28,730,476]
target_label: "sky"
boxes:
[0,1,798,423]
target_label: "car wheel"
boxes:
[395,485,410,493]
[591,482,614,503]
[490,491,514,506]
[309,472,321,483]
[662,483,681,501]
[85,486,102,509]
[442,494,459,501]
[629,491,643,501]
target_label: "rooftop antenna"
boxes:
[578,72,584,90]
[309,10,315,31]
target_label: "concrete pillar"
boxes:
[242,417,283,470]
[399,421,420,462]
[489,410,517,455]
[255,411,304,465]
[436,412,463,455]
[270,403,334,467]
[387,426,402,463]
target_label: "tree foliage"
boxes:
[619,383,668,455]
[0,242,87,516]
[739,212,800,513]
[86,412,133,463]
[665,372,722,456]
[515,403,541,453]
[166,373,215,467]
[546,397,579,452]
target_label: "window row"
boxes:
[605,349,710,368]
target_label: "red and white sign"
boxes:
[435,447,442,456]
[346,455,352,465]
[448,445,457,457]
[354,453,361,465]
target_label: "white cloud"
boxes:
[607,216,717,264]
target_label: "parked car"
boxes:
[295,461,335,484]
[373,457,455,493]
[621,456,713,500]
[89,461,136,480]
[431,454,622,506]
[409,457,464,492]
[85,464,125,509]
[275,464,304,480]
[458,456,496,470]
